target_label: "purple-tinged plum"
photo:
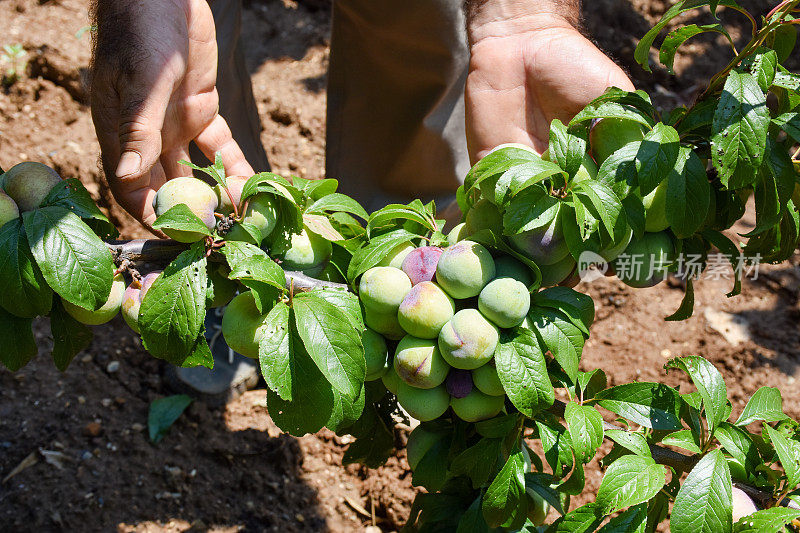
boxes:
[63,273,125,326]
[538,254,577,287]
[153,176,218,242]
[401,246,443,286]
[359,266,412,314]
[450,389,505,422]
[394,335,450,389]
[214,175,248,215]
[396,382,450,421]
[397,281,455,339]
[2,162,62,212]
[438,309,499,370]
[478,277,530,328]
[732,486,758,522]
[445,368,474,398]
[436,240,496,299]
[472,362,504,396]
[508,210,569,266]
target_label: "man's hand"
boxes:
[90,0,253,229]
[465,3,635,162]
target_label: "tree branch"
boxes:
[106,239,349,292]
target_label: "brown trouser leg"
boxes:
[210,0,469,211]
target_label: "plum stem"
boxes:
[222,185,239,219]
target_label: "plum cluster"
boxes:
[357,240,536,423]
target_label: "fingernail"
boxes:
[116,151,141,178]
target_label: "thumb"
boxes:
[114,83,171,182]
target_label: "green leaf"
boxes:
[258,301,293,401]
[303,213,345,242]
[576,369,607,401]
[743,49,778,93]
[494,328,554,417]
[733,507,800,533]
[411,428,452,492]
[151,203,212,238]
[545,502,604,532]
[148,395,193,443]
[666,278,695,321]
[764,425,800,488]
[528,306,585,383]
[482,447,526,528]
[293,292,365,399]
[671,449,732,533]
[570,88,656,128]
[179,153,227,188]
[346,229,415,283]
[0,306,37,371]
[50,298,92,371]
[734,387,788,426]
[24,206,114,311]
[596,382,683,430]
[662,429,703,454]
[492,160,566,205]
[457,497,490,533]
[715,422,761,474]
[327,383,366,433]
[598,503,647,533]
[596,141,641,198]
[604,429,652,458]
[525,472,566,515]
[503,186,560,235]
[573,180,624,240]
[532,286,594,333]
[306,193,368,220]
[666,148,711,238]
[701,230,742,297]
[367,203,436,235]
[773,111,800,144]
[41,178,117,238]
[565,402,604,463]
[665,356,727,435]
[659,24,733,74]
[711,70,770,189]
[596,455,665,513]
[139,245,209,367]
[342,403,394,469]
[548,119,588,178]
[223,242,286,290]
[0,219,53,318]
[449,437,502,489]
[635,123,681,196]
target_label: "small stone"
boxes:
[84,422,102,437]
[77,396,86,404]
[661,349,672,359]
[131,423,144,432]
[80,451,92,461]
[100,398,112,407]
[295,513,305,523]
[106,361,120,373]
[81,354,92,363]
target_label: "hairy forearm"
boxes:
[465,0,581,44]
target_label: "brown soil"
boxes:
[0,0,798,531]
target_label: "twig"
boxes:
[105,239,349,292]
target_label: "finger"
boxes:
[194,113,255,177]
[160,145,193,179]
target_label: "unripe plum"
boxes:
[493,255,534,287]
[590,118,646,165]
[214,176,248,215]
[226,193,279,245]
[152,177,219,242]
[436,240,496,299]
[508,210,569,266]
[365,308,405,340]
[221,291,270,358]
[394,335,451,389]
[538,254,577,287]
[396,382,450,421]
[465,199,503,236]
[643,180,669,232]
[445,368,474,398]
[379,241,415,269]
[478,277,530,328]
[472,362,505,396]
[279,227,333,276]
[732,486,758,522]
[63,273,125,325]
[599,226,633,262]
[438,309,499,369]
[401,246,443,285]
[359,266,412,314]
[526,488,551,526]
[0,191,19,228]
[363,327,389,381]
[450,388,505,422]
[397,281,455,339]
[2,162,62,212]
[381,363,403,394]
[614,231,676,288]
[406,425,442,470]
[447,222,468,245]
[207,264,237,308]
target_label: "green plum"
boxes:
[590,118,646,164]
[438,309,499,370]
[359,266,412,314]
[447,222,468,245]
[465,199,503,236]
[365,308,406,340]
[2,162,62,212]
[381,363,403,395]
[363,327,389,381]
[436,240,496,299]
[63,273,125,325]
[279,227,333,276]
[396,382,450,421]
[226,193,279,245]
[379,241,415,269]
[450,389,505,422]
[478,277,531,328]
[152,177,218,242]
[493,255,534,287]
[614,231,676,288]
[0,191,19,227]
[221,291,272,358]
[538,253,577,287]
[472,362,505,396]
[643,180,669,232]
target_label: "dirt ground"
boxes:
[0,0,798,531]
